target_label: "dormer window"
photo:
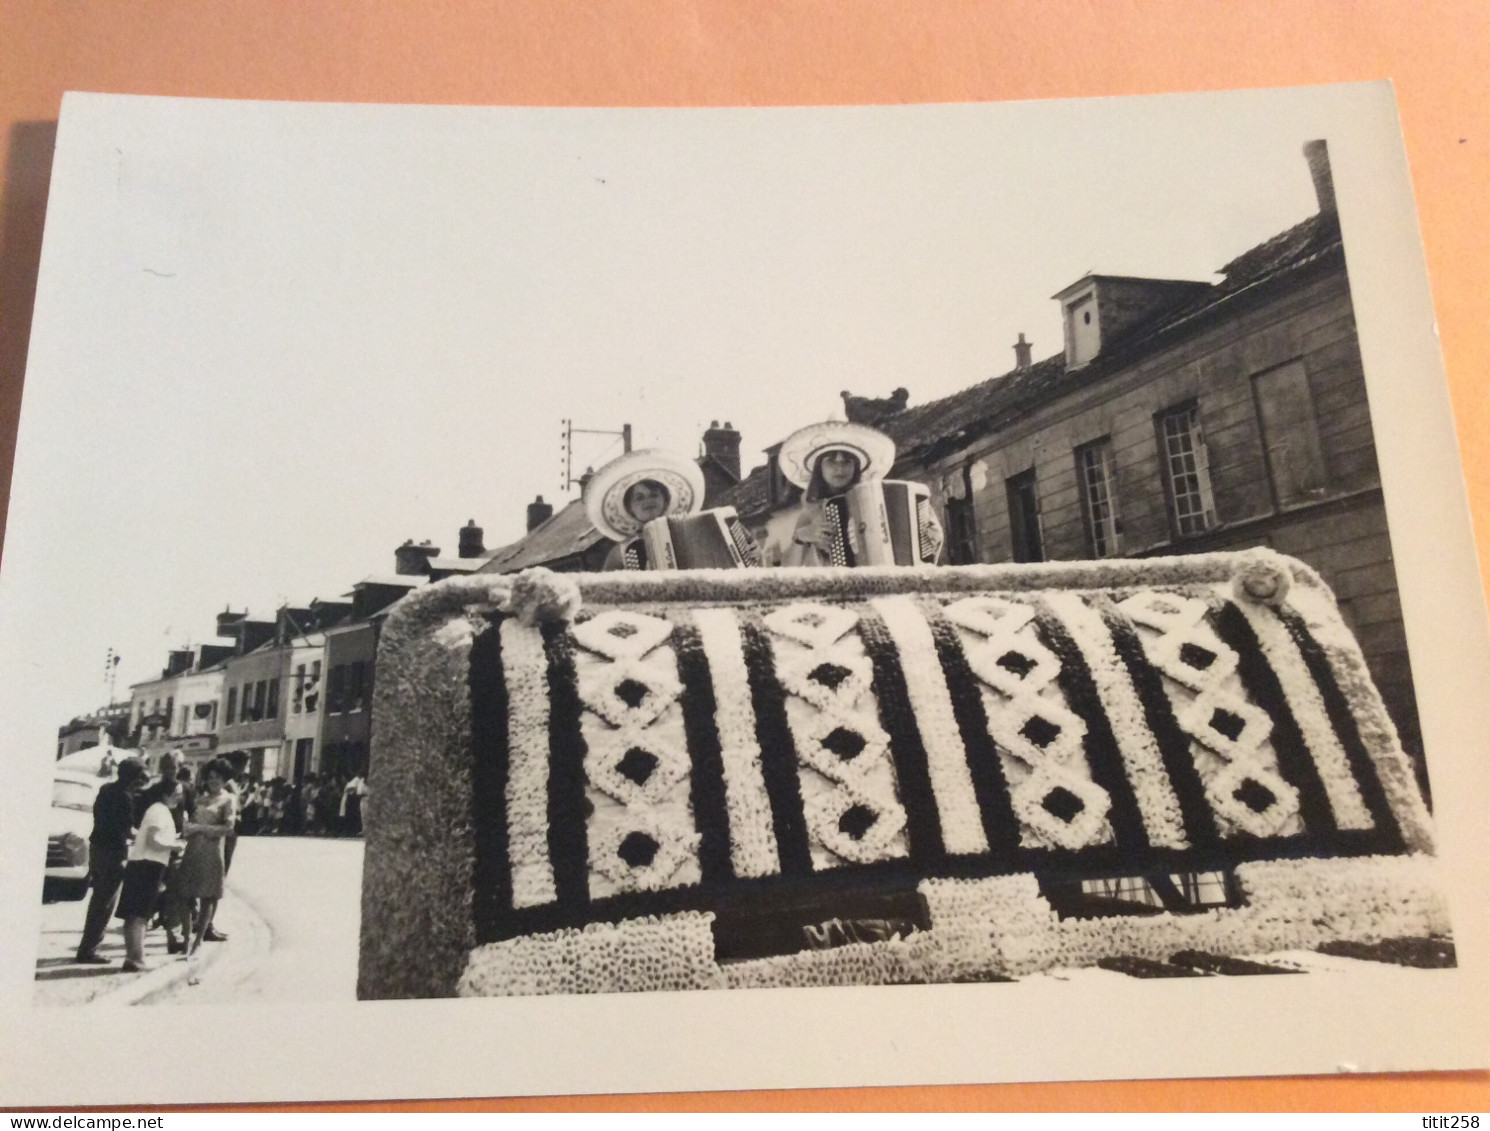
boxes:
[1064,289,1100,369]
[1051,274,1212,372]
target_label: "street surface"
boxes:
[33,836,363,1007]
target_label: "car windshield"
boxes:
[52,780,96,812]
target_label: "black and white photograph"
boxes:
[0,83,1486,1105]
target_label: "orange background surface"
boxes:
[1,0,1486,1113]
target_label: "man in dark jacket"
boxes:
[74,756,147,963]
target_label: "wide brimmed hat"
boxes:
[584,448,705,541]
[777,420,895,489]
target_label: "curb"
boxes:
[93,884,271,1007]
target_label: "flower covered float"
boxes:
[356,549,1447,999]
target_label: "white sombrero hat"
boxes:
[777,420,896,490]
[584,448,705,541]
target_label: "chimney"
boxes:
[394,538,440,576]
[1303,139,1336,216]
[526,495,554,532]
[1013,333,1033,371]
[458,519,485,558]
[840,388,910,425]
[215,607,247,638]
[237,620,276,655]
[701,420,742,482]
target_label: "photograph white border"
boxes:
[0,81,1485,1107]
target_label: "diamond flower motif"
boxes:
[942,596,1036,639]
[579,656,683,728]
[1116,591,1209,635]
[963,635,1060,698]
[779,648,873,712]
[1177,686,1272,762]
[589,812,698,890]
[805,785,907,865]
[1010,765,1111,851]
[1149,627,1239,692]
[763,602,860,650]
[795,709,890,786]
[584,729,690,806]
[571,609,674,661]
[984,694,1087,769]
[1207,761,1300,838]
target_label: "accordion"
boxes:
[823,480,944,567]
[625,507,764,571]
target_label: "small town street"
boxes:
[34,836,362,1007]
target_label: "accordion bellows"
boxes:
[356,552,1445,1000]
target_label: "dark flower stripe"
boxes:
[483,825,1397,943]
[672,620,737,884]
[923,606,1023,855]
[856,606,946,862]
[738,613,814,875]
[1098,598,1221,850]
[1031,608,1151,854]
[469,613,512,944]
[1277,607,1405,850]
[542,622,592,912]
[1212,602,1339,837]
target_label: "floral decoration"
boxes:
[458,912,721,996]
[941,594,1110,851]
[763,601,909,867]
[1116,589,1307,840]
[500,617,559,909]
[571,608,701,897]
[360,555,1448,999]
[1036,590,1189,849]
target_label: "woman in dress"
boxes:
[116,777,183,973]
[585,448,705,571]
[766,420,896,568]
[172,757,238,957]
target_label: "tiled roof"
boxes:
[478,498,605,573]
[882,210,1343,470]
[1118,211,1343,350]
[711,461,774,517]
[883,355,1068,470]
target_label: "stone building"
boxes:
[716,141,1424,779]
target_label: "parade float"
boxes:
[356,550,1447,999]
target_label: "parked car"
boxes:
[44,769,101,901]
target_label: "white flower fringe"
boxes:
[457,854,1447,994]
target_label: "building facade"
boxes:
[716,142,1424,780]
[215,641,291,780]
[126,645,232,767]
[318,621,374,780]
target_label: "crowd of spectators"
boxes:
[237,771,366,838]
[71,754,367,970]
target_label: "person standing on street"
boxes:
[340,773,366,837]
[73,757,147,964]
[152,754,194,954]
[116,777,184,972]
[174,758,237,955]
[223,752,248,871]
